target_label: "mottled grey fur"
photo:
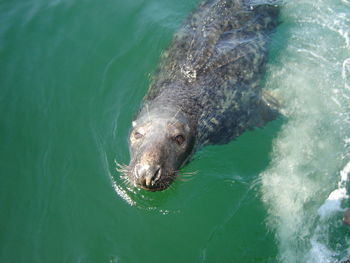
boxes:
[126,0,280,191]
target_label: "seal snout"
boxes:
[136,164,162,189]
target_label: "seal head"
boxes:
[127,109,195,191]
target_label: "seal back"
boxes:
[142,0,280,147]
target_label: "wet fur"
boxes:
[143,0,279,147]
[124,0,280,191]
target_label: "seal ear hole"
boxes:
[174,135,185,145]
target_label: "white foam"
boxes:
[306,161,350,263]
[261,0,350,262]
[317,161,350,218]
[111,180,136,206]
[307,237,335,263]
[342,0,350,6]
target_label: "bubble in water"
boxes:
[342,58,350,89]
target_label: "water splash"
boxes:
[306,161,350,263]
[261,0,350,262]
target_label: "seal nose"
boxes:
[136,164,162,188]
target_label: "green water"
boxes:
[1,0,350,262]
[0,0,279,262]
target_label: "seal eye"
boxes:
[174,135,185,145]
[134,131,143,140]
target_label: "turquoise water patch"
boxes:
[1,0,349,262]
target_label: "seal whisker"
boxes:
[121,175,132,186]
[115,160,131,177]
[177,171,198,182]
[167,182,176,191]
[178,172,198,177]
[178,177,194,182]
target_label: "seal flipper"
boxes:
[249,90,280,128]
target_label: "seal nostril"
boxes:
[152,167,161,184]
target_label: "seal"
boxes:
[119,0,280,191]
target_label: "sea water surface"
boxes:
[1,0,350,262]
